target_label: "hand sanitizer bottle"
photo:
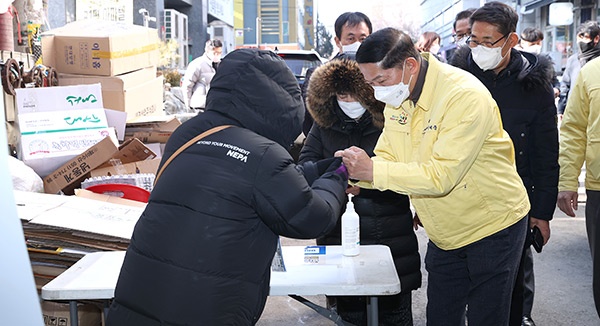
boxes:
[342,195,360,256]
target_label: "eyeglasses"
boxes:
[452,32,470,41]
[466,33,509,48]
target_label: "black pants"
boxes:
[426,217,527,326]
[509,215,536,326]
[586,189,600,318]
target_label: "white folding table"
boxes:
[41,245,400,326]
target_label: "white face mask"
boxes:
[471,38,508,71]
[337,100,366,119]
[372,61,412,108]
[455,37,468,47]
[521,44,541,54]
[429,44,441,55]
[342,41,361,53]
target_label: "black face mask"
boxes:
[578,40,595,53]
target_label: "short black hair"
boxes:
[577,20,600,39]
[208,39,223,48]
[355,27,419,69]
[334,12,373,39]
[521,27,544,42]
[453,8,476,30]
[470,1,518,35]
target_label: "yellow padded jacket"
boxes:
[559,57,600,192]
[357,54,530,250]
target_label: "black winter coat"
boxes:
[107,49,348,326]
[299,58,421,292]
[450,47,559,221]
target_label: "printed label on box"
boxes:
[15,84,103,114]
[18,108,108,134]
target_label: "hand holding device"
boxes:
[531,226,544,253]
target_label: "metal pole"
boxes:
[256,17,261,48]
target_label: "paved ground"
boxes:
[258,185,599,325]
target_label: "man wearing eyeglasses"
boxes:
[449,2,559,326]
[452,8,476,47]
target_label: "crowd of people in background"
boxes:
[106,2,600,325]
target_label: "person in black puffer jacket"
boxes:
[299,54,422,326]
[106,49,349,326]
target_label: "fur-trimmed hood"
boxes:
[306,58,385,129]
[450,46,555,91]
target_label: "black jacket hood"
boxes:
[205,49,304,148]
[307,58,385,130]
[450,46,555,91]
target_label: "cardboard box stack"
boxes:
[15,84,119,179]
[41,20,165,122]
[8,20,181,325]
[16,189,146,284]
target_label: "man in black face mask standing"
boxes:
[558,21,600,120]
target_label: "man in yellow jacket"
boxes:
[337,27,530,325]
[557,56,600,318]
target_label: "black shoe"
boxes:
[522,316,536,326]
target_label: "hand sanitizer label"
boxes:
[304,245,326,264]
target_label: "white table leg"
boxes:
[69,300,78,326]
[367,296,378,326]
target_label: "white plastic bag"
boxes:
[8,156,44,192]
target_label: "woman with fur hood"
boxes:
[299,54,422,326]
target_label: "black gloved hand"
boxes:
[297,157,342,186]
[321,157,343,174]
[324,157,348,182]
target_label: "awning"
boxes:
[523,0,557,12]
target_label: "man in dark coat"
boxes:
[106,49,349,326]
[449,3,559,326]
[300,55,421,325]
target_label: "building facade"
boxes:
[235,0,312,50]
[45,0,314,68]
[46,0,237,69]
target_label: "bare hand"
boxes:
[413,213,422,230]
[530,217,550,245]
[557,191,578,217]
[334,146,373,181]
[346,185,361,196]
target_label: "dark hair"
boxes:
[577,20,600,39]
[334,12,373,39]
[416,31,441,52]
[355,27,419,69]
[453,8,476,30]
[470,1,518,35]
[521,27,544,42]
[208,39,223,48]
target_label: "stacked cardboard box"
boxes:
[58,66,165,122]
[16,189,146,292]
[14,83,121,180]
[41,301,102,326]
[41,20,164,122]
